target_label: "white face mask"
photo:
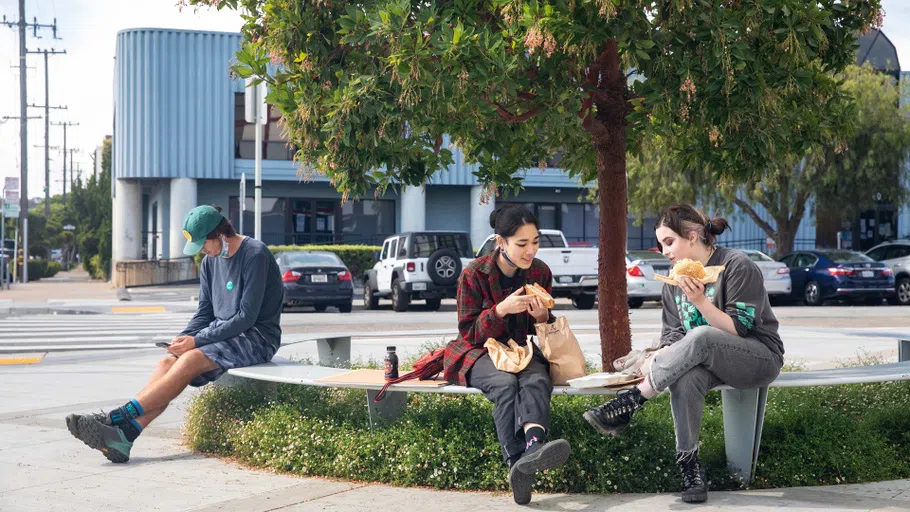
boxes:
[218,235,230,258]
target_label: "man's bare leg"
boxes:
[134,349,218,429]
[132,356,178,428]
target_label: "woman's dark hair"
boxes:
[205,206,238,239]
[489,204,539,238]
[655,203,730,247]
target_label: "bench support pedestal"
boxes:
[721,386,768,485]
[366,389,407,427]
[317,336,351,367]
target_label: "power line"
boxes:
[50,121,77,201]
[27,48,66,217]
[2,2,61,284]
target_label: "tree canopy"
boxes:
[192,0,882,365]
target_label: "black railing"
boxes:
[719,238,817,253]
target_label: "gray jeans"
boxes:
[468,351,553,462]
[648,326,782,453]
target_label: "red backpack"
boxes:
[373,347,446,402]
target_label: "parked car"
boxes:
[865,240,910,306]
[279,251,354,312]
[778,250,894,306]
[364,231,474,312]
[626,250,671,309]
[740,249,792,303]
[477,229,599,309]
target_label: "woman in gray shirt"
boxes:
[584,204,784,504]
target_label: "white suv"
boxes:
[363,231,474,312]
[865,240,910,305]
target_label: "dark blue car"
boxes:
[779,250,894,306]
[279,251,354,313]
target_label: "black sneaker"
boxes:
[677,450,708,503]
[513,439,571,476]
[583,387,647,436]
[509,461,534,505]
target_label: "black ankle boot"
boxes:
[676,450,707,503]
[583,387,647,436]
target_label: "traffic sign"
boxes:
[2,190,19,218]
[4,177,19,191]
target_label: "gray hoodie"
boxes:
[659,246,784,364]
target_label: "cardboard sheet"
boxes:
[315,369,448,387]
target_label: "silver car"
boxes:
[865,240,910,305]
[741,249,792,301]
[626,250,671,309]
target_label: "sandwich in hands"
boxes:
[524,283,555,308]
[654,258,725,286]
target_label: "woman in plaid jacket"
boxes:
[443,204,571,505]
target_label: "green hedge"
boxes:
[45,261,61,278]
[4,259,60,281]
[195,244,381,280]
[185,379,910,494]
[85,254,106,280]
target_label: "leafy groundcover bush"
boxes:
[185,378,910,493]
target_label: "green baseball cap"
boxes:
[182,205,225,255]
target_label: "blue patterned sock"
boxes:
[109,399,145,426]
[121,419,143,442]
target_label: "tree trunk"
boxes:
[593,40,632,370]
[775,218,799,258]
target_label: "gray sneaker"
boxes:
[65,411,110,447]
[75,415,133,464]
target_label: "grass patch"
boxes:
[185,378,910,493]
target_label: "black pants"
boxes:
[468,350,553,463]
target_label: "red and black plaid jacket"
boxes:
[443,249,556,386]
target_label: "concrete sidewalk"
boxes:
[2,348,910,511]
[0,265,117,303]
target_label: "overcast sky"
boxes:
[0,0,908,199]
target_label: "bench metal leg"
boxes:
[900,340,910,362]
[365,389,407,427]
[721,386,768,485]
[317,336,351,368]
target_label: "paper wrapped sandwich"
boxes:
[524,283,555,308]
[654,258,725,286]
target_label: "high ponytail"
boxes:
[656,204,729,247]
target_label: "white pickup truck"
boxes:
[477,229,599,309]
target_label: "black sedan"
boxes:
[278,251,354,312]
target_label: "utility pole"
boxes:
[27,48,66,217]
[3,2,60,284]
[52,121,78,201]
[69,148,81,190]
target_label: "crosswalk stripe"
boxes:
[2,335,172,344]
[0,330,181,338]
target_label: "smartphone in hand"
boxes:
[155,341,172,349]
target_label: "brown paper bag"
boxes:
[535,317,587,385]
[484,338,533,373]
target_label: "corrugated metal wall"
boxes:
[112,29,581,187]
[114,28,242,180]
[897,72,910,239]
[714,191,817,252]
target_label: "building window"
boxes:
[341,200,395,245]
[229,196,289,245]
[497,201,600,246]
[234,93,297,161]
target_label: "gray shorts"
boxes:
[189,330,279,387]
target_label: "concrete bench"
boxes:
[226,336,910,485]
